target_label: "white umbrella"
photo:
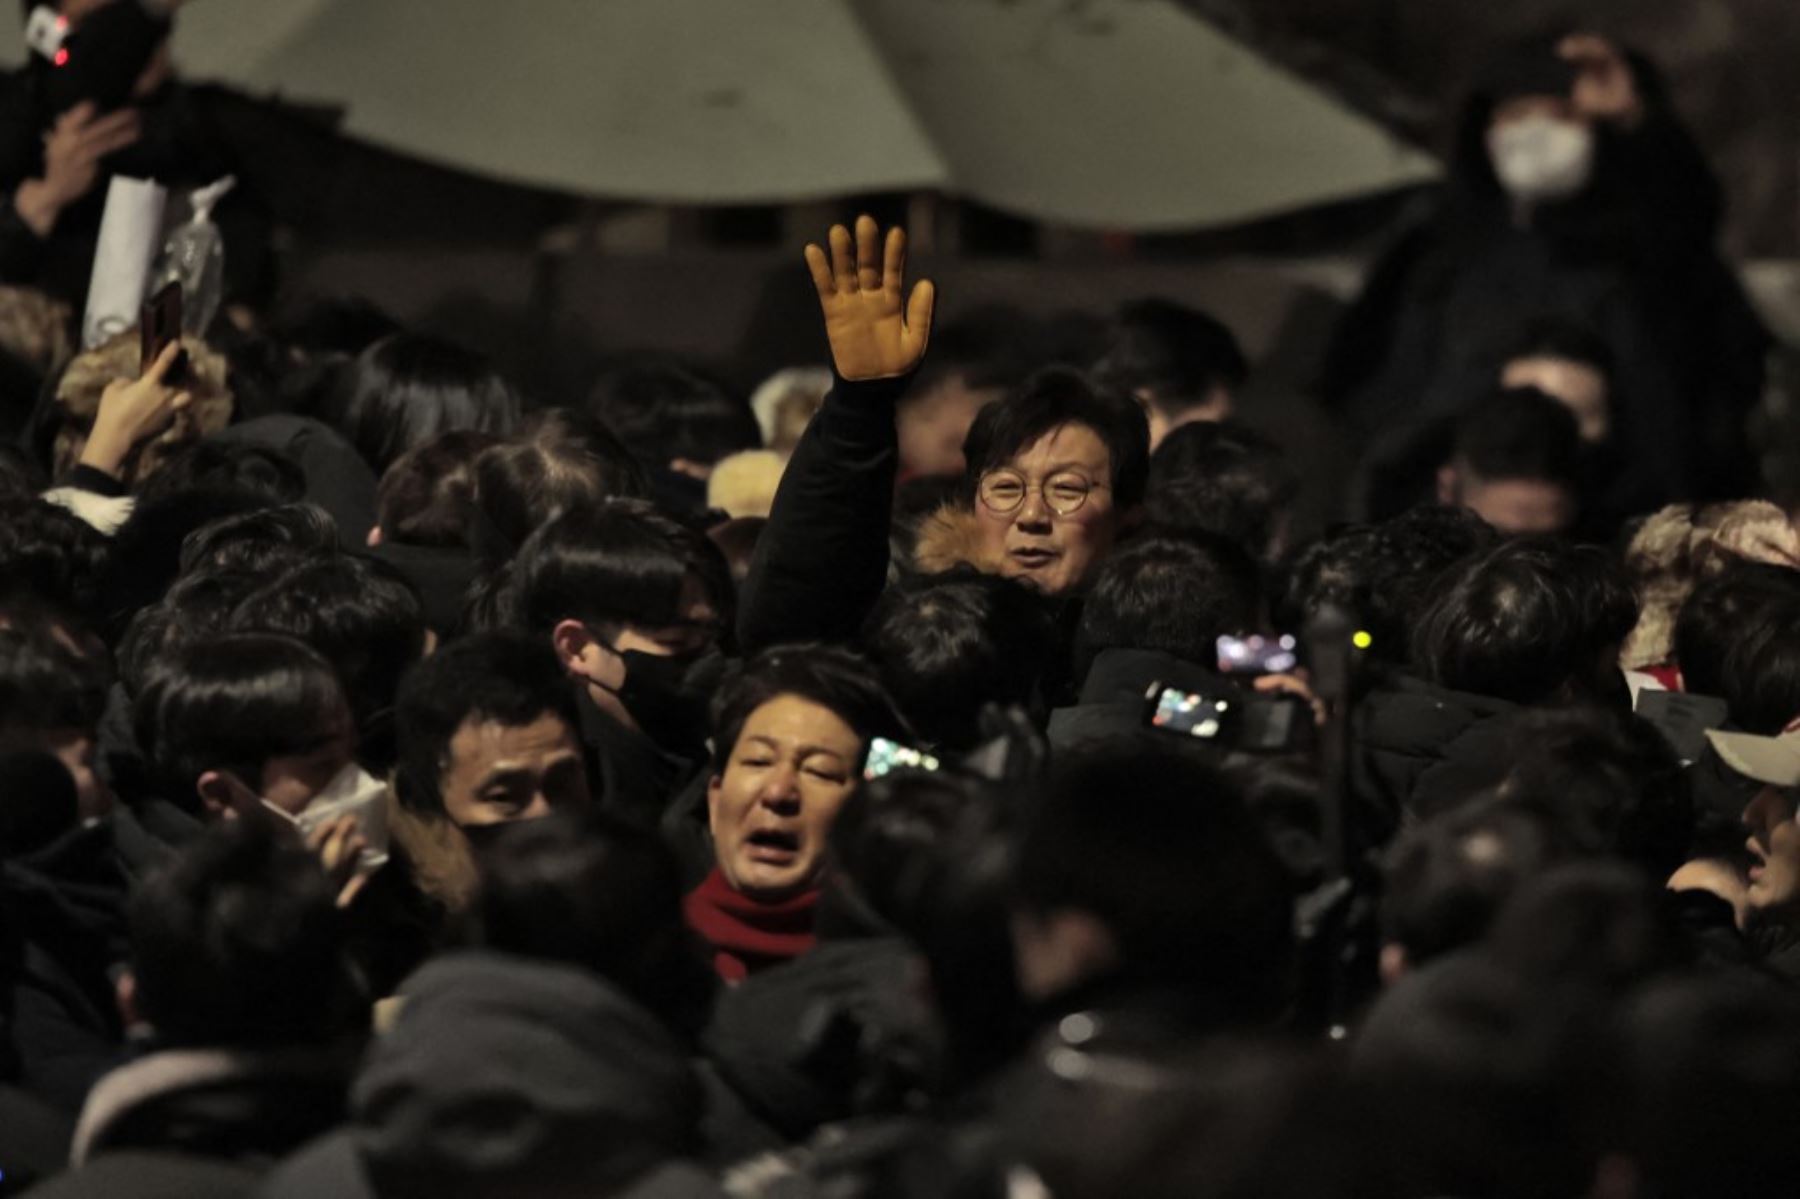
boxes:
[9,0,1436,229]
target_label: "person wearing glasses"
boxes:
[738,215,1148,652]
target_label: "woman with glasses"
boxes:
[738,215,1148,653]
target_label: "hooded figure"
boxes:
[259,951,704,1199]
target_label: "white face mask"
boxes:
[260,762,391,876]
[1488,115,1595,203]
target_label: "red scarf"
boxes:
[683,868,819,983]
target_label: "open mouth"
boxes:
[745,828,801,865]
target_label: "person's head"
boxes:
[135,633,357,821]
[828,770,1022,1080]
[469,408,650,563]
[1478,41,1593,208]
[228,555,428,771]
[341,333,522,475]
[32,0,177,115]
[1497,707,1693,883]
[706,644,901,904]
[584,356,759,479]
[964,367,1149,595]
[897,306,1037,479]
[394,633,587,835]
[1620,501,1800,670]
[1076,530,1261,679]
[117,567,271,699]
[865,568,1060,752]
[372,429,501,550]
[1482,861,1684,996]
[176,502,337,579]
[1280,507,1497,671]
[0,626,109,820]
[749,365,832,455]
[126,819,360,1050]
[1498,319,1616,444]
[1092,298,1247,450]
[1741,783,1800,925]
[503,501,732,733]
[1413,538,1636,707]
[1013,736,1294,1017]
[1148,425,1298,565]
[1437,388,1581,537]
[133,441,307,508]
[1379,798,1568,983]
[1675,562,1800,735]
[50,332,232,487]
[464,807,708,1029]
[99,485,275,630]
[0,495,107,632]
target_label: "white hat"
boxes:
[1705,728,1800,789]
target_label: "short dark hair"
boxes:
[229,555,428,768]
[341,333,523,474]
[585,357,760,469]
[470,409,650,563]
[1451,388,1581,486]
[1499,707,1694,882]
[134,442,307,507]
[1675,562,1800,735]
[117,568,273,699]
[865,568,1060,752]
[134,633,349,805]
[129,820,359,1048]
[1412,538,1637,706]
[0,627,106,739]
[1380,797,1568,965]
[101,487,277,632]
[1146,422,1299,561]
[465,807,707,1029]
[961,367,1150,510]
[0,496,107,626]
[1015,736,1294,1015]
[376,429,502,549]
[1077,531,1261,677]
[394,632,578,815]
[1092,297,1247,415]
[497,500,733,641]
[708,644,902,773]
[177,503,338,579]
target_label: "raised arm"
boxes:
[736,216,936,652]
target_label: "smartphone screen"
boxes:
[1216,634,1299,676]
[1147,686,1231,740]
[863,737,942,781]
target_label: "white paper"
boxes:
[81,176,168,350]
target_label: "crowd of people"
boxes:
[0,4,1795,1197]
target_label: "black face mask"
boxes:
[455,818,524,871]
[617,647,723,761]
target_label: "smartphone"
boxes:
[863,737,942,781]
[1147,685,1232,740]
[1216,634,1299,676]
[140,281,185,376]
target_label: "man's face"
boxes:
[1501,356,1610,444]
[438,711,588,829]
[897,374,997,479]
[1444,469,1575,537]
[975,422,1122,595]
[707,694,863,903]
[1744,786,1800,920]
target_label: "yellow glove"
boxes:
[804,214,936,382]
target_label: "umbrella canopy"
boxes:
[6,0,1436,230]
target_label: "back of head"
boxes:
[1381,797,1568,973]
[471,408,650,563]
[1092,297,1247,419]
[961,367,1151,510]
[1077,530,1261,678]
[395,632,577,816]
[584,356,758,472]
[465,807,705,1028]
[134,632,349,808]
[1675,560,1800,734]
[376,429,502,549]
[128,819,358,1048]
[0,495,107,628]
[177,503,337,579]
[1145,422,1297,561]
[497,499,732,642]
[101,486,277,631]
[866,568,1058,751]
[1016,736,1294,1018]
[1498,707,1693,881]
[1412,537,1636,706]
[342,333,522,475]
[134,441,306,508]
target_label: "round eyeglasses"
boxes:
[977,469,1109,516]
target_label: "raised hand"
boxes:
[804,214,935,382]
[13,102,142,236]
[78,339,192,479]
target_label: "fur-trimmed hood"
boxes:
[910,503,1002,576]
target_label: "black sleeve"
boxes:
[63,465,128,498]
[736,373,908,653]
[0,193,48,284]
